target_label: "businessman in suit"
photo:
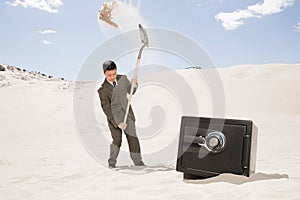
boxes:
[98,60,145,168]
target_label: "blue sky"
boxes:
[1,0,299,80]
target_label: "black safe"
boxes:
[176,116,258,179]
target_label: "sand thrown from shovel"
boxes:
[98,1,120,29]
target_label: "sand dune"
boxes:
[0,63,299,199]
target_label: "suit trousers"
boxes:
[108,117,142,165]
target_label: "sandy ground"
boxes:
[0,63,299,199]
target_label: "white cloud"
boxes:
[295,22,300,32]
[42,40,52,45]
[215,0,295,30]
[215,9,254,30]
[6,0,63,13]
[248,0,294,15]
[197,0,223,7]
[38,29,56,34]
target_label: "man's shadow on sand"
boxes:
[113,165,175,174]
[183,172,289,185]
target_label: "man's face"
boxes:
[104,69,117,82]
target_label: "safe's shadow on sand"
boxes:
[183,172,289,185]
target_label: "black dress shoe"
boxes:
[135,161,145,166]
[108,164,116,168]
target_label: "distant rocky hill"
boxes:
[0,63,66,87]
[185,66,202,69]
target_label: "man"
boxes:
[98,60,145,168]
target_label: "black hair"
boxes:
[103,60,117,72]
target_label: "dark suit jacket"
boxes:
[98,75,136,129]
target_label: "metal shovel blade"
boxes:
[139,24,149,47]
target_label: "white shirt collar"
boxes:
[107,79,117,86]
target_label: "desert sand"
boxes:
[0,63,299,199]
